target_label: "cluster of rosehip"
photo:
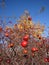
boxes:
[21,34,38,57]
[21,35,49,62]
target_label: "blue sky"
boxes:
[0,0,49,37]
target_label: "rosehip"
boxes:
[23,35,29,41]
[21,41,28,47]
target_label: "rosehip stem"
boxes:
[12,48,16,56]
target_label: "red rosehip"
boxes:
[44,58,48,62]
[23,49,28,54]
[10,43,14,47]
[21,41,28,47]
[31,47,36,52]
[32,53,35,57]
[5,32,9,37]
[6,59,11,63]
[23,35,29,41]
[31,47,38,52]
